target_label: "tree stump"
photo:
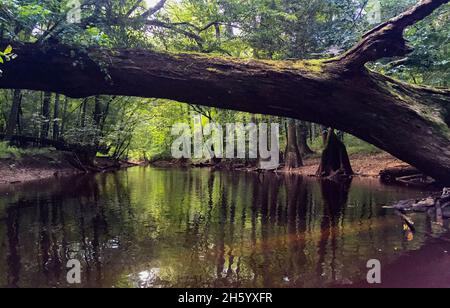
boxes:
[316,129,354,178]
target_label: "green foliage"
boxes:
[0,0,448,163]
[0,141,22,159]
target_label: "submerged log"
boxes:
[380,166,422,183]
[391,188,450,218]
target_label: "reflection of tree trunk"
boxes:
[6,206,21,287]
[216,185,227,283]
[285,175,301,284]
[316,129,353,177]
[259,174,272,287]
[316,179,351,282]
[285,119,303,170]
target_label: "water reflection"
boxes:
[0,168,432,288]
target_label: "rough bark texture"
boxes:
[5,89,21,139]
[0,0,450,182]
[285,119,303,170]
[316,129,354,177]
[41,92,51,140]
[297,121,314,155]
[53,93,60,141]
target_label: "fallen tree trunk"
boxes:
[380,166,422,183]
[1,1,450,182]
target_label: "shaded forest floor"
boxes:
[286,153,409,177]
[0,148,135,185]
[0,149,83,184]
[151,152,411,178]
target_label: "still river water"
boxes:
[0,167,447,288]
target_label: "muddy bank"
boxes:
[0,151,135,185]
[151,153,410,178]
[280,153,409,177]
[0,151,80,185]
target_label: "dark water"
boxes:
[0,167,444,288]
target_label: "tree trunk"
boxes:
[80,98,88,128]
[285,118,303,170]
[297,121,314,155]
[5,89,21,140]
[52,93,60,140]
[1,0,450,182]
[60,96,69,137]
[93,95,102,128]
[41,92,51,140]
[316,129,354,178]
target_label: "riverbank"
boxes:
[285,153,410,177]
[0,151,412,186]
[151,152,410,178]
[0,149,81,185]
[0,148,135,185]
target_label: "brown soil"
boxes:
[0,152,82,185]
[285,153,410,177]
[1,152,410,186]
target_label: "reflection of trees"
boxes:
[285,175,308,287]
[1,172,143,287]
[316,179,351,282]
[6,205,20,287]
[0,169,427,288]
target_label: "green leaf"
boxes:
[0,57,4,64]
[4,45,12,54]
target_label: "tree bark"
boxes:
[285,118,303,170]
[1,0,450,182]
[316,129,354,177]
[5,89,21,140]
[297,121,314,155]
[52,93,60,140]
[60,96,69,137]
[41,92,51,140]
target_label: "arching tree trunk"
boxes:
[1,1,450,182]
[285,118,303,170]
[316,129,354,178]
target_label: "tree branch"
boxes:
[334,0,450,70]
[141,0,167,19]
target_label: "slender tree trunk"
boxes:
[5,89,21,140]
[80,98,88,128]
[93,95,102,128]
[60,96,69,137]
[41,92,51,140]
[297,121,314,155]
[285,118,303,170]
[52,93,60,140]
